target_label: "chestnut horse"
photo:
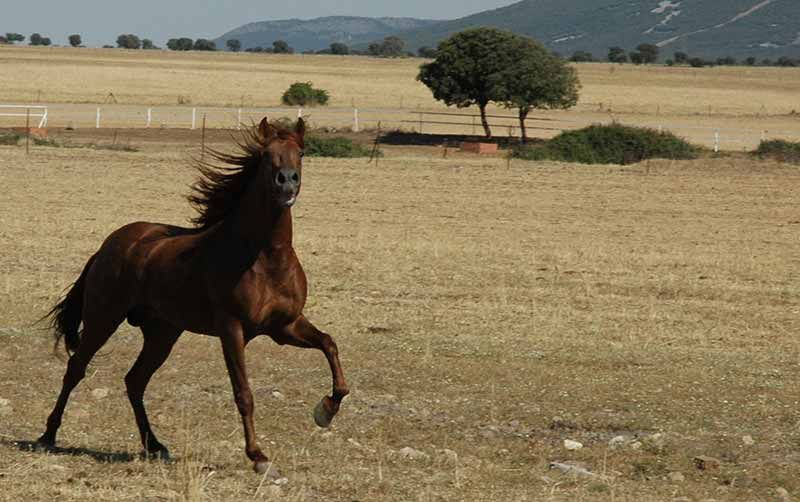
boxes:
[39,118,349,474]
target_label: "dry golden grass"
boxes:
[1,46,799,115]
[0,132,799,501]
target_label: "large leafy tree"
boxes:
[68,34,82,47]
[167,38,194,51]
[417,28,520,138]
[495,37,580,143]
[6,33,24,44]
[117,34,141,49]
[226,39,241,52]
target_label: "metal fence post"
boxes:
[354,108,359,132]
[146,107,152,128]
[96,107,101,129]
[191,107,197,130]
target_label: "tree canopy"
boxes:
[418,28,579,139]
[226,39,241,52]
[68,34,82,47]
[116,34,141,49]
[167,38,194,51]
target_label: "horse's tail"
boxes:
[45,254,97,355]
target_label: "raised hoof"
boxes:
[313,398,335,428]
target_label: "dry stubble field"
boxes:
[0,47,799,501]
[0,132,799,501]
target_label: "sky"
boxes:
[1,0,516,47]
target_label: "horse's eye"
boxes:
[299,151,305,158]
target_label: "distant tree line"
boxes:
[566,43,799,68]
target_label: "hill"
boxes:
[391,0,800,60]
[214,16,438,52]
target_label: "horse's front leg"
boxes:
[217,316,271,474]
[279,315,349,428]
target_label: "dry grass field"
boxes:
[1,46,800,149]
[1,47,800,501]
[1,129,799,500]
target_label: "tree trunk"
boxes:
[479,103,491,138]
[518,108,529,144]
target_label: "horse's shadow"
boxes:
[4,439,137,464]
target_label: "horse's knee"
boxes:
[234,389,254,416]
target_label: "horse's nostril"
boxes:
[291,173,299,183]
[277,172,286,184]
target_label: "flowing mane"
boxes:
[187,122,301,229]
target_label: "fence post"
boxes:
[714,129,720,153]
[354,108,359,132]
[191,107,197,130]
[297,108,303,119]
[96,107,101,129]
[237,108,242,130]
[146,107,152,128]
[761,130,766,142]
[26,108,30,155]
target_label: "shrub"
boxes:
[754,140,800,164]
[512,124,700,165]
[0,133,23,145]
[281,82,329,106]
[304,137,374,158]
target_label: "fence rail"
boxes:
[0,105,48,128]
[1,103,799,151]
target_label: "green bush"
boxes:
[754,139,800,164]
[281,82,329,106]
[305,136,374,158]
[512,124,700,165]
[0,133,23,145]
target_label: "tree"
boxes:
[0,36,6,44]
[273,40,292,54]
[193,39,216,51]
[167,38,193,51]
[29,33,43,45]
[689,57,706,68]
[636,43,659,64]
[569,50,594,62]
[281,82,329,106]
[674,51,689,64]
[116,34,141,49]
[418,28,521,138]
[68,34,82,47]
[716,56,736,66]
[368,36,405,57]
[777,56,797,67]
[417,46,437,58]
[41,37,52,46]
[629,51,645,65]
[607,46,627,63]
[496,37,579,143]
[226,39,241,52]
[330,42,349,55]
[142,39,156,50]
[745,56,757,66]
[6,33,24,44]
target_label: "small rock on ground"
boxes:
[564,439,583,451]
[609,435,627,449]
[742,435,755,446]
[398,447,429,460]
[91,388,109,400]
[668,472,685,483]
[693,455,721,471]
[776,487,790,502]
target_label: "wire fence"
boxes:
[2,103,799,151]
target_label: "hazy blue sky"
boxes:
[2,1,516,47]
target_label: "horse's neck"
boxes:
[230,179,293,252]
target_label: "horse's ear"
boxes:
[258,117,274,141]
[295,117,306,139]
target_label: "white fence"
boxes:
[2,103,799,151]
[0,105,48,128]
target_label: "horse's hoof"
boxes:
[253,460,281,478]
[313,398,334,428]
[35,435,55,450]
[141,447,171,462]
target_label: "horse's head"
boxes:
[257,117,305,209]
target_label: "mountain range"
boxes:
[215,1,800,59]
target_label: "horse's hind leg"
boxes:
[38,320,119,447]
[125,320,182,459]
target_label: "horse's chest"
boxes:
[236,266,305,328]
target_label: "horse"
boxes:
[38,117,349,474]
